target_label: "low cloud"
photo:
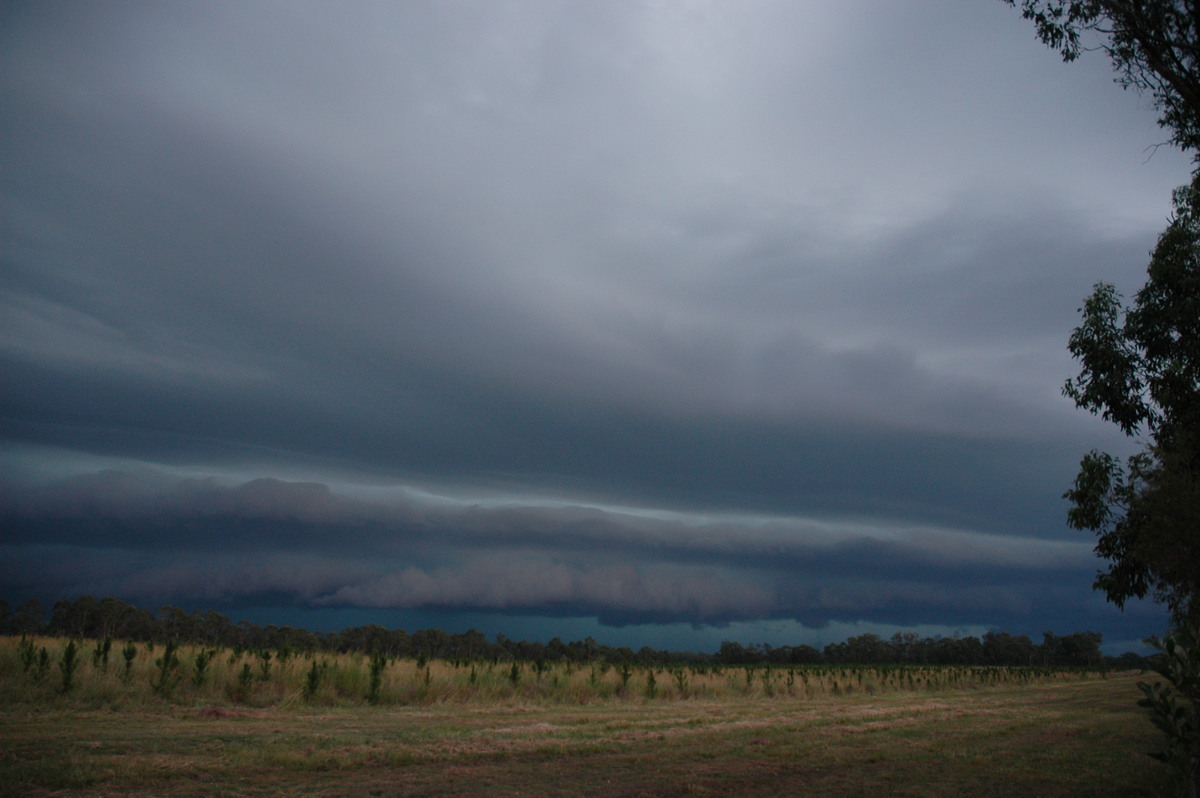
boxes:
[319,558,775,625]
[0,468,1101,631]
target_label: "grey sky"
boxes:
[1,0,1189,651]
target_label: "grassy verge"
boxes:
[0,672,1171,796]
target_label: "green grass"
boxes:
[0,671,1174,796]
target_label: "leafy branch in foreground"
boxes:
[1138,623,1200,796]
[1004,0,1200,154]
[1062,178,1200,626]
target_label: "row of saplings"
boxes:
[15,635,1108,706]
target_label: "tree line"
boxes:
[1,595,1136,669]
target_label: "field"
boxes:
[0,637,1175,796]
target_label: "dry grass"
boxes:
[0,669,1173,797]
[0,636,1111,710]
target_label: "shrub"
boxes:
[238,663,254,692]
[34,646,51,683]
[618,662,633,691]
[303,660,322,700]
[19,637,37,673]
[121,642,137,682]
[192,649,214,687]
[257,650,273,682]
[368,651,387,703]
[672,668,688,696]
[151,642,182,697]
[59,640,80,694]
[1137,623,1200,795]
[92,638,111,671]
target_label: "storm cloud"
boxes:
[0,0,1185,649]
[1,468,1099,630]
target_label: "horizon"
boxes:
[3,594,1154,658]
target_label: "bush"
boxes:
[59,640,80,694]
[121,642,137,682]
[304,660,322,700]
[368,651,387,703]
[91,638,111,671]
[192,649,214,687]
[151,642,182,697]
[1138,623,1200,795]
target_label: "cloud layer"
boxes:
[0,0,1185,646]
[0,467,1134,636]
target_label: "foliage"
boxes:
[672,667,689,696]
[257,649,272,682]
[19,636,37,673]
[238,662,254,694]
[1005,0,1200,631]
[34,646,50,682]
[151,641,182,697]
[58,640,79,694]
[192,648,214,687]
[91,637,111,670]
[10,599,44,635]
[617,661,633,690]
[1006,5,1200,789]
[1137,623,1200,795]
[644,668,657,699]
[1062,177,1200,625]
[1003,0,1200,155]
[367,650,387,704]
[303,659,322,700]
[121,641,137,682]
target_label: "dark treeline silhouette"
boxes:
[1,595,1144,669]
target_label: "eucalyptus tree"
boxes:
[1004,1,1200,154]
[1007,3,1200,788]
[1005,0,1200,624]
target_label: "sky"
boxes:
[1,0,1192,654]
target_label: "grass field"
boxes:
[1,654,1174,796]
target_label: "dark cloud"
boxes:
[0,1,1184,647]
[0,469,1107,634]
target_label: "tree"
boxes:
[982,631,1037,665]
[1041,630,1105,667]
[94,596,132,640]
[1003,1,1200,154]
[1005,1,1200,625]
[47,595,97,639]
[11,598,45,635]
[1063,178,1200,625]
[1007,8,1200,786]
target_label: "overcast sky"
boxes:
[1,0,1191,653]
